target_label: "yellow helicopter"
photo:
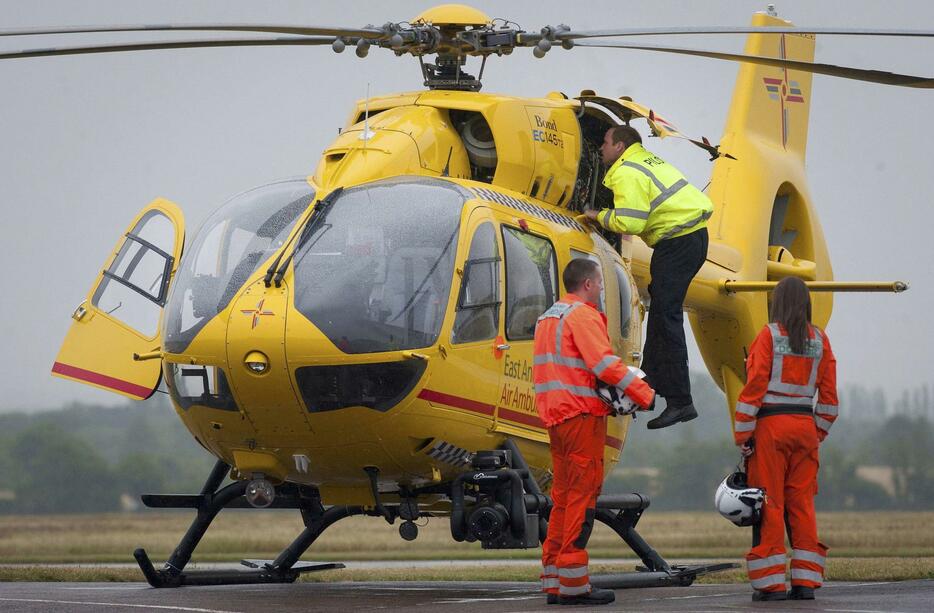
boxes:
[3,3,925,589]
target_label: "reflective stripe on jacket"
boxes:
[598,143,714,247]
[735,323,839,445]
[532,293,652,427]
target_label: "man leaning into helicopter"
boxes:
[580,125,713,430]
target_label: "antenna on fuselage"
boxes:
[360,82,374,149]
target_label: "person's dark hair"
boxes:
[770,277,812,354]
[563,258,600,293]
[610,125,643,148]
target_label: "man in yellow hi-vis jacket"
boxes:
[582,125,712,429]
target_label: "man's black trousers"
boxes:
[640,227,708,407]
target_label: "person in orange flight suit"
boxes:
[533,258,655,606]
[733,277,838,602]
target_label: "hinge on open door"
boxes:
[133,347,163,361]
[71,302,88,321]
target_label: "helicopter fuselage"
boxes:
[54,74,836,507]
[162,185,641,506]
[153,90,643,505]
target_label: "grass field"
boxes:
[1,511,933,582]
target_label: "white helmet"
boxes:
[715,471,765,527]
[597,366,653,416]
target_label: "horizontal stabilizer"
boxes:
[721,280,909,293]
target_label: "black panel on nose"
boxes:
[295,361,427,413]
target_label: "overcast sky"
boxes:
[1,0,931,412]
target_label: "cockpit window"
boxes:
[164,179,314,353]
[292,178,465,353]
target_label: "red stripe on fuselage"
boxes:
[417,388,495,416]
[52,361,152,399]
[498,406,545,429]
[418,388,623,450]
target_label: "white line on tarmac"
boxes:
[640,591,739,601]
[352,585,446,591]
[0,598,242,613]
[61,586,148,590]
[823,610,909,613]
[2,558,728,570]
[825,581,898,588]
[436,596,543,604]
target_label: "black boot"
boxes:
[788,586,815,600]
[558,588,616,606]
[646,402,697,429]
[752,590,788,602]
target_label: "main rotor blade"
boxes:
[0,23,386,40]
[0,36,337,61]
[559,26,934,40]
[575,42,934,88]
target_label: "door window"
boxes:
[92,210,175,338]
[502,227,557,340]
[615,263,633,337]
[570,248,606,312]
[453,221,501,344]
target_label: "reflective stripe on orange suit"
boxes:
[533,293,653,595]
[736,323,836,592]
[533,293,654,428]
[735,323,838,445]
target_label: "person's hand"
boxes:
[574,210,601,229]
[739,442,754,458]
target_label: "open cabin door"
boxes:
[52,199,185,400]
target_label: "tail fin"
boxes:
[689,11,833,416]
[722,12,816,155]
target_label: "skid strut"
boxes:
[134,459,358,588]
[502,442,738,589]
[591,495,737,588]
[136,452,736,589]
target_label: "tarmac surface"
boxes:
[0,580,932,612]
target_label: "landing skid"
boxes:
[135,452,737,588]
[134,551,344,588]
[134,459,362,588]
[592,563,737,589]
[589,496,739,588]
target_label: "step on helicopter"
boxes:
[2,2,925,589]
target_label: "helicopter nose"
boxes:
[225,281,310,429]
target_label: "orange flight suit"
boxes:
[533,293,654,598]
[734,323,838,594]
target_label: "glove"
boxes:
[574,213,599,229]
[597,367,653,416]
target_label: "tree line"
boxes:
[0,378,932,513]
[605,377,934,510]
[0,400,215,513]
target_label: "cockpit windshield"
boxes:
[292,178,465,354]
[164,179,314,353]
